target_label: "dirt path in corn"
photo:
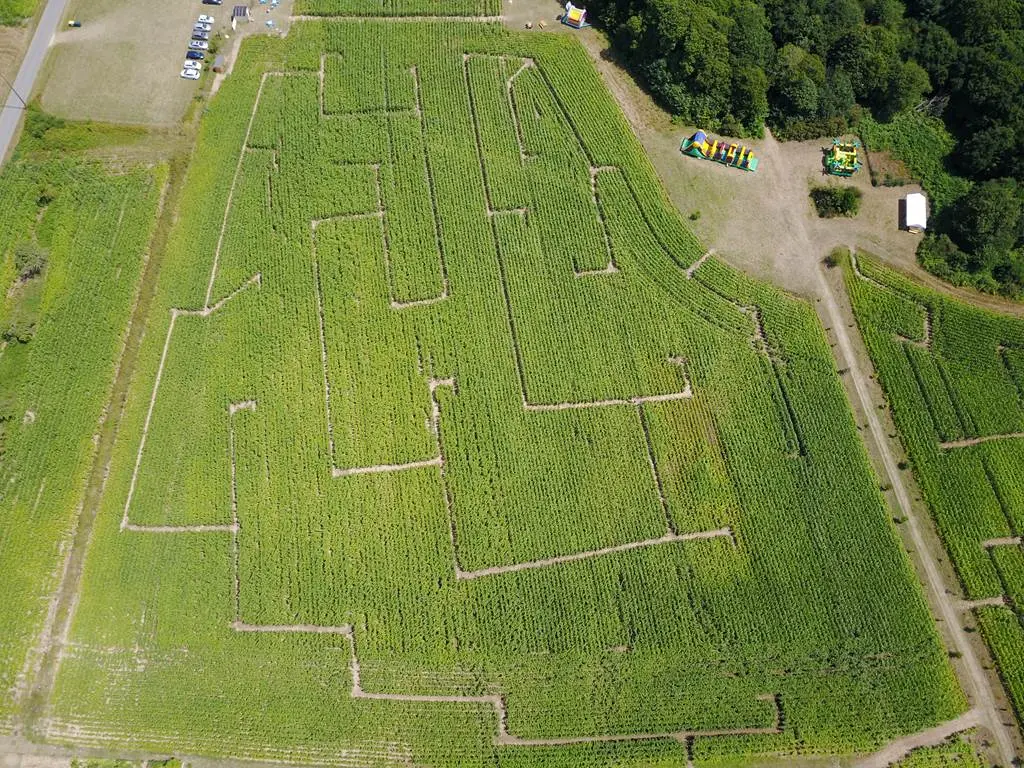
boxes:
[851,709,981,768]
[19,154,190,740]
[564,18,1020,763]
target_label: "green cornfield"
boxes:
[2,19,966,768]
[0,159,162,730]
[845,250,1024,737]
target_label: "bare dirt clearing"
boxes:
[560,21,1024,319]
[39,0,199,126]
[568,31,918,299]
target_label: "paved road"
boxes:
[0,0,72,164]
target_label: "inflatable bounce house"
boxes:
[680,130,758,172]
[824,138,862,176]
[562,2,589,28]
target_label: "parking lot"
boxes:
[38,0,287,125]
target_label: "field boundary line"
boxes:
[120,274,261,531]
[19,164,190,739]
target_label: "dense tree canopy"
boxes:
[584,0,1024,296]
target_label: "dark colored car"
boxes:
[201,0,222,5]
[186,50,205,60]
[192,30,210,40]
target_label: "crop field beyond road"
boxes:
[846,251,1024,741]
[1,19,970,767]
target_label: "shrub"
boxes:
[823,246,849,268]
[810,185,862,218]
[13,241,47,280]
[23,105,65,140]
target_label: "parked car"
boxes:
[189,39,209,50]
[201,0,222,6]
[191,30,209,40]
[186,50,205,60]
[197,13,215,22]
[183,60,202,70]
[180,68,201,80]
[193,22,212,31]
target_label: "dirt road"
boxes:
[753,130,1017,763]
[852,709,981,768]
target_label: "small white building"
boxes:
[904,192,928,233]
[231,4,251,29]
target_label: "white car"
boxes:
[193,22,212,31]
[180,68,201,80]
[188,39,209,50]
[183,60,202,70]
[197,13,215,22]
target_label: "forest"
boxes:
[584,0,1024,296]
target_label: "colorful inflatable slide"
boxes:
[824,138,862,176]
[680,130,758,172]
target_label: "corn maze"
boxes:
[19,22,967,767]
[846,251,1024,738]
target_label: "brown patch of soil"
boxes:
[865,149,913,188]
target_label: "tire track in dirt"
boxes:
[851,708,981,768]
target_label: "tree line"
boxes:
[583,0,1024,296]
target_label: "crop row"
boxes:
[0,159,161,729]
[39,21,964,765]
[845,250,1024,736]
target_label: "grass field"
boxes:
[0,0,36,25]
[5,20,969,765]
[39,0,223,126]
[845,251,1024,737]
[0,152,162,732]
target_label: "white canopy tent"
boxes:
[904,192,927,233]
